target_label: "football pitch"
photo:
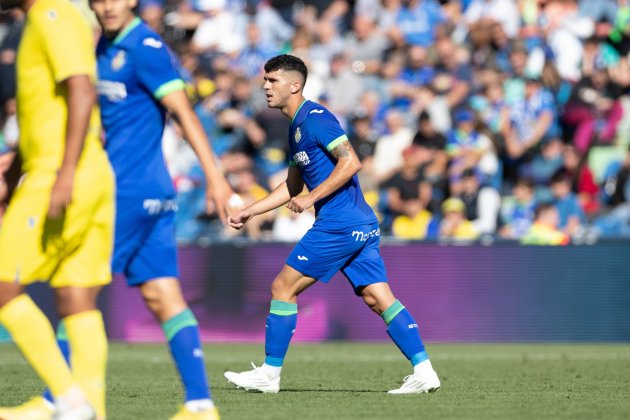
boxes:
[1,343,629,419]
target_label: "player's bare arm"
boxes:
[49,75,95,219]
[160,89,233,222]
[229,167,304,229]
[286,140,361,213]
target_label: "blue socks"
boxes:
[43,322,70,403]
[162,309,211,402]
[382,300,428,367]
[264,300,297,367]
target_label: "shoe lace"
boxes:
[401,375,413,386]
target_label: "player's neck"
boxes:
[284,96,306,121]
[105,15,138,41]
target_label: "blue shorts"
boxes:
[286,221,388,295]
[113,197,179,286]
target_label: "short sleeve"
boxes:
[133,37,185,99]
[35,4,95,82]
[311,112,348,152]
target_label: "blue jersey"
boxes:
[96,18,184,198]
[288,100,376,228]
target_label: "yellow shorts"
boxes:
[0,159,115,288]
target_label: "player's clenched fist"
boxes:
[228,209,253,230]
[286,195,314,213]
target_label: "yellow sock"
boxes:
[0,294,76,397]
[64,310,108,419]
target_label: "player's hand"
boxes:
[206,178,233,224]
[228,209,253,230]
[49,171,74,219]
[286,194,314,213]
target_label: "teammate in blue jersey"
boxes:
[224,55,440,394]
[38,0,234,419]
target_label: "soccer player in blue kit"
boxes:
[225,55,440,394]
[65,0,231,418]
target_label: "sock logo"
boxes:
[193,348,204,358]
[297,255,309,261]
[408,324,418,329]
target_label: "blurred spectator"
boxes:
[464,0,520,38]
[348,113,378,190]
[560,143,600,214]
[389,45,434,114]
[272,208,316,241]
[447,108,498,194]
[344,13,390,83]
[549,169,587,236]
[251,0,295,48]
[428,36,473,130]
[542,0,594,82]
[438,197,479,240]
[232,21,279,78]
[505,75,556,161]
[324,53,364,117]
[458,168,501,235]
[562,64,623,153]
[519,137,564,186]
[520,202,570,245]
[388,146,433,239]
[412,113,448,211]
[373,109,414,182]
[0,10,21,105]
[191,0,247,57]
[593,145,630,237]
[499,177,537,239]
[243,106,290,187]
[389,0,446,48]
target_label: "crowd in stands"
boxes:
[2,0,630,245]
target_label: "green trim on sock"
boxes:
[270,300,298,316]
[162,309,198,341]
[56,321,67,341]
[381,300,405,325]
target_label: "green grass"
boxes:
[1,343,630,419]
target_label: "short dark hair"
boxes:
[264,55,308,83]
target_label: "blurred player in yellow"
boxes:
[0,0,114,417]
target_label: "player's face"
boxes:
[90,0,137,37]
[262,70,298,109]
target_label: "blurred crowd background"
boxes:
[2,0,630,245]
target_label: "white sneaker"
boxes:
[224,363,280,393]
[52,387,96,420]
[388,366,440,394]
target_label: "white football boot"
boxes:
[52,387,96,420]
[224,363,280,393]
[388,360,440,394]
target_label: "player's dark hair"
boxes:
[264,55,308,83]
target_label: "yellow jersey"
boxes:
[16,0,104,173]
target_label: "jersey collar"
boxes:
[113,17,142,45]
[290,99,308,126]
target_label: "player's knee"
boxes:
[270,276,293,301]
[361,292,379,313]
[140,281,186,321]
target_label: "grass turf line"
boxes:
[1,343,629,419]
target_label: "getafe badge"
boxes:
[112,51,126,71]
[295,127,302,143]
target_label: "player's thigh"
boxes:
[111,197,154,277]
[126,205,179,286]
[341,227,389,297]
[50,172,115,289]
[285,224,365,283]
[271,264,318,302]
[0,175,58,285]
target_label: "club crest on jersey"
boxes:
[295,127,302,143]
[112,51,126,71]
